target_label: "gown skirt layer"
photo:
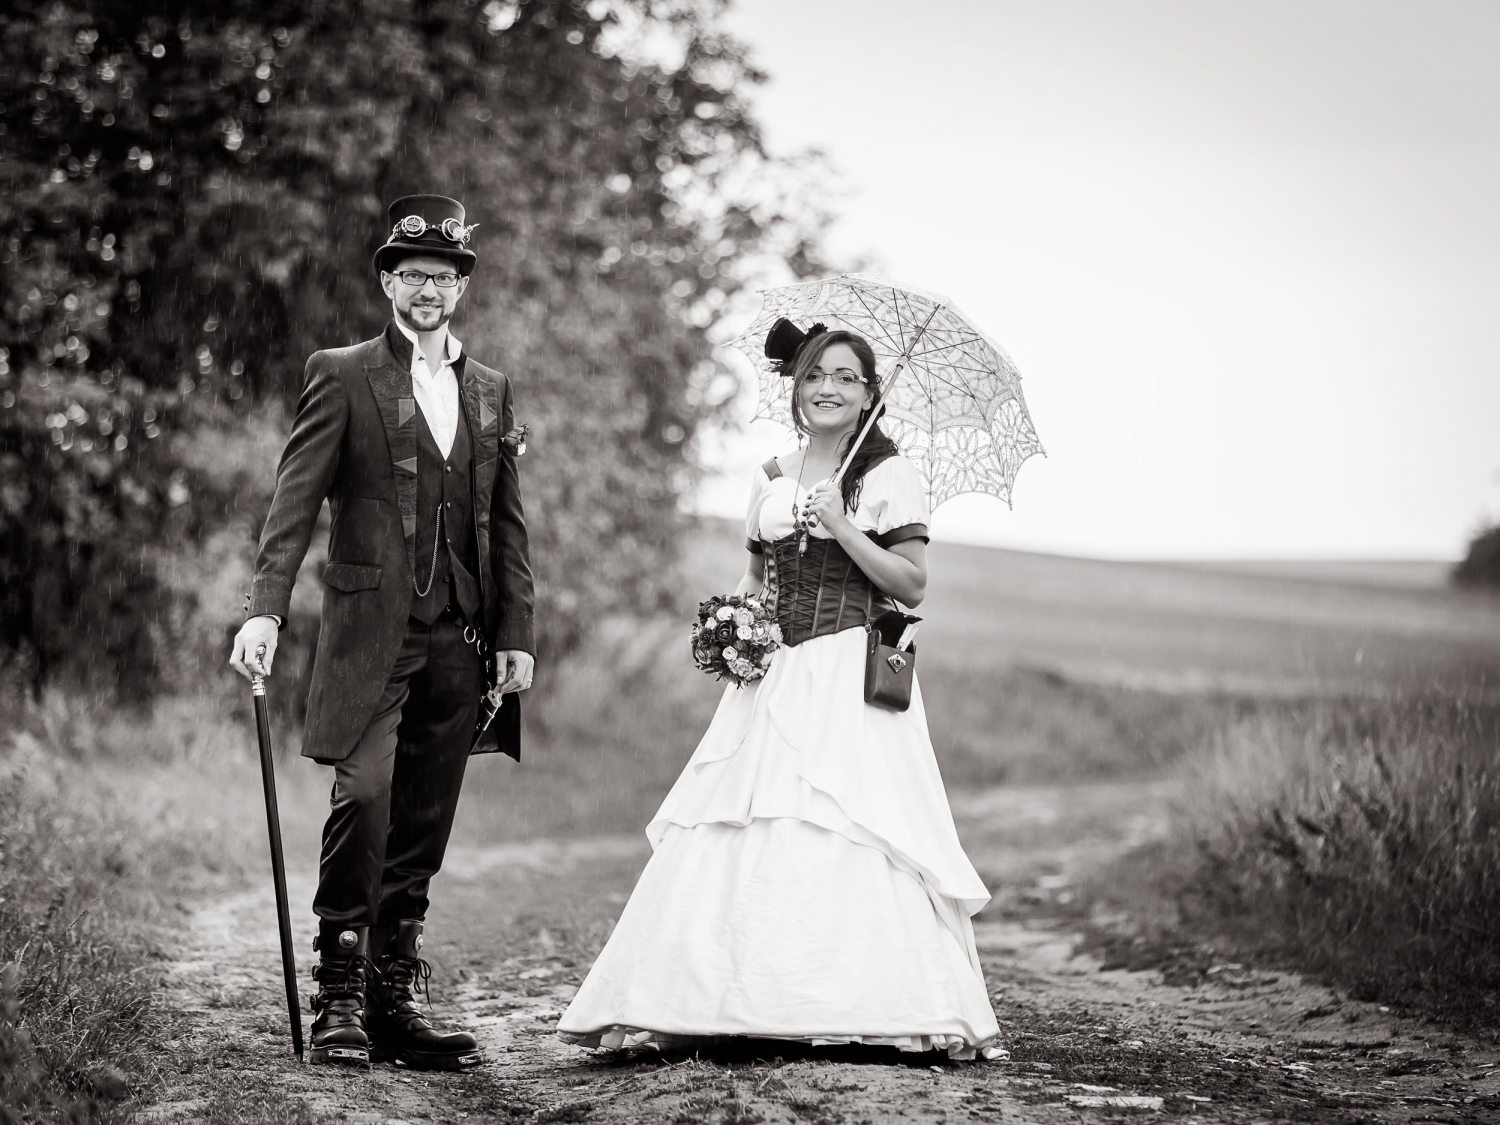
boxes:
[556,625,1003,1060]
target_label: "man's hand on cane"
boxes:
[495,650,535,694]
[231,616,281,680]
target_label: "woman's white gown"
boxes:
[557,456,1001,1059]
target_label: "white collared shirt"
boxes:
[393,316,461,459]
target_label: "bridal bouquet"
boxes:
[691,594,781,686]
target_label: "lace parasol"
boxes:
[723,273,1045,510]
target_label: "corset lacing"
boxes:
[762,533,896,648]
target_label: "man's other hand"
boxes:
[495,650,535,694]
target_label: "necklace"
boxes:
[790,447,817,556]
[790,433,855,555]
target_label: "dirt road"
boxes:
[141,784,1500,1124]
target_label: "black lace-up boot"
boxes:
[308,925,372,1067]
[368,920,483,1070]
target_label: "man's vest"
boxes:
[410,402,482,625]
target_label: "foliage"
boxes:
[1454,523,1500,589]
[383,0,832,654]
[0,0,829,694]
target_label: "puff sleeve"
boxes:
[865,456,931,548]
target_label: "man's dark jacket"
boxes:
[248,323,535,762]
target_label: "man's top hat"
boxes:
[373,194,478,277]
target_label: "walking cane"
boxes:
[251,644,305,1061]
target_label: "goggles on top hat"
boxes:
[392,214,479,247]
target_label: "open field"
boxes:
[451,519,1500,843]
[689,517,1500,696]
[7,524,1500,1122]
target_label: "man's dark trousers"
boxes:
[314,396,485,935]
[247,321,536,935]
[313,606,483,931]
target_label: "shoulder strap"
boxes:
[761,456,783,481]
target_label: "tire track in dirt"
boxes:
[142,831,1500,1124]
[975,918,1500,1122]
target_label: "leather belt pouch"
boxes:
[864,609,921,712]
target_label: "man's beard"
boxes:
[396,300,452,332]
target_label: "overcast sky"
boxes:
[694,0,1500,560]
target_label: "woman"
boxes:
[557,323,1002,1060]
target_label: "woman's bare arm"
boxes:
[735,552,767,598]
[831,529,926,607]
[804,481,927,606]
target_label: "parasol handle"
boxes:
[830,303,942,489]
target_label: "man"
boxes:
[229,195,536,1070]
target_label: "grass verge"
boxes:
[1091,694,1500,1027]
[0,688,270,1123]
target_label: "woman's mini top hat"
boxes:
[373,194,479,277]
[764,317,827,376]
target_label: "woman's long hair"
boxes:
[788,330,898,513]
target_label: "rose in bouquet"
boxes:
[691,593,782,686]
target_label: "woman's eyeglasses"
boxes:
[803,369,867,388]
[392,269,461,288]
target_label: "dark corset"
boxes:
[763,534,897,648]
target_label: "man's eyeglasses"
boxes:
[803,369,867,388]
[391,269,461,288]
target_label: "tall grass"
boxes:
[1174,696,1500,1022]
[0,689,270,1123]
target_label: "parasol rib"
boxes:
[847,284,906,354]
[831,302,942,489]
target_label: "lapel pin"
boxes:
[503,423,529,457]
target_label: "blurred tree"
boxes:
[0,0,415,691]
[385,0,830,652]
[1454,524,1500,589]
[0,0,828,695]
